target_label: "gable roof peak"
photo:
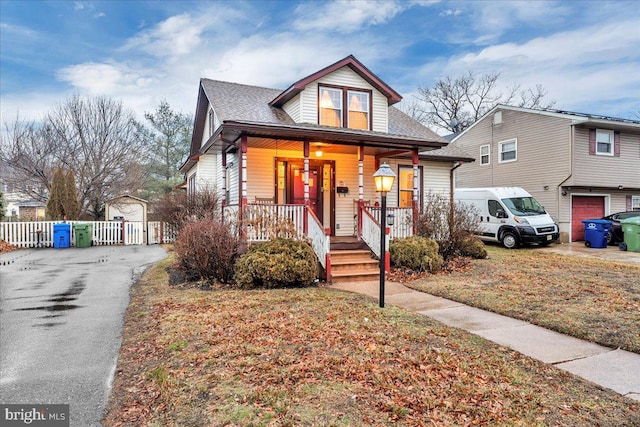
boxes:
[270,55,402,107]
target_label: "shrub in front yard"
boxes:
[234,238,317,289]
[459,235,488,259]
[390,236,443,273]
[417,192,481,260]
[174,219,239,283]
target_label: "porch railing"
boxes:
[307,207,329,269]
[361,207,383,258]
[243,204,305,241]
[368,206,414,239]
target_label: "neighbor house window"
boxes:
[347,90,369,130]
[596,129,614,155]
[632,196,640,211]
[319,87,343,127]
[398,166,422,209]
[319,86,371,130]
[188,172,197,200]
[480,144,490,165]
[499,138,517,163]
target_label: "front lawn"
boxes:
[104,253,639,426]
[406,245,640,354]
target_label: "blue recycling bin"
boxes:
[53,223,71,248]
[581,219,611,249]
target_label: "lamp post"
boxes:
[373,162,396,308]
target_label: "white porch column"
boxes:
[412,148,419,234]
[241,135,248,207]
[358,144,364,201]
[303,141,310,204]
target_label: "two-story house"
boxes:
[180,55,473,282]
[452,105,640,243]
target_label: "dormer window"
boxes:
[320,87,342,127]
[319,85,370,130]
[348,90,369,130]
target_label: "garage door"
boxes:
[571,196,605,241]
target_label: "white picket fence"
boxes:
[0,220,178,249]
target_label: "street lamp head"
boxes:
[373,162,396,193]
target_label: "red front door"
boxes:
[571,196,605,241]
[290,164,322,222]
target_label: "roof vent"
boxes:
[493,111,502,125]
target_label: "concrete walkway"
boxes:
[331,280,640,402]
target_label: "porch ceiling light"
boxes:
[315,148,323,157]
[373,162,396,193]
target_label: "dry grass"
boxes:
[104,252,639,426]
[406,245,640,354]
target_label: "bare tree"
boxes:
[0,95,148,219]
[409,71,555,134]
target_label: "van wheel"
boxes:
[501,232,518,249]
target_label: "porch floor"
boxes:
[330,236,369,251]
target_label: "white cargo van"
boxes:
[454,187,559,249]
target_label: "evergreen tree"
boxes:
[63,170,80,220]
[46,168,65,220]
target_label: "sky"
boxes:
[1,0,639,133]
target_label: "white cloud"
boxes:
[436,17,640,115]
[122,13,205,58]
[94,12,106,18]
[74,2,85,11]
[293,0,406,33]
[0,22,38,39]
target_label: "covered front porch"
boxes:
[199,120,445,281]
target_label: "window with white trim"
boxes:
[319,86,371,130]
[632,196,640,211]
[596,129,614,155]
[499,139,517,163]
[480,144,490,165]
[208,110,215,137]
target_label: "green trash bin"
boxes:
[620,217,640,252]
[73,223,93,248]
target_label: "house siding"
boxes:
[297,66,388,132]
[282,95,301,123]
[454,109,573,223]
[571,127,640,188]
[196,153,217,191]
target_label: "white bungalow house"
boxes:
[180,55,473,282]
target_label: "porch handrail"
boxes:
[306,206,329,269]
[361,207,383,258]
[368,206,414,239]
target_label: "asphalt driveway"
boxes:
[0,245,167,426]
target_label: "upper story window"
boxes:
[480,144,490,165]
[319,86,370,130]
[320,87,343,127]
[596,129,614,155]
[499,138,517,163]
[347,90,369,130]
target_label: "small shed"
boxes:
[104,195,148,222]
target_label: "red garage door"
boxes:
[571,196,605,241]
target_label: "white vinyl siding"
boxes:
[282,95,301,122]
[246,148,276,200]
[196,153,218,192]
[499,139,517,163]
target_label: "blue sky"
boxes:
[1,0,639,133]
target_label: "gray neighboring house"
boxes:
[452,105,640,243]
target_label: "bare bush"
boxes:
[417,192,483,260]
[173,219,239,283]
[154,188,220,233]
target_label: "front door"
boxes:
[289,164,323,222]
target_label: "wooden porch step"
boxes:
[329,248,380,284]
